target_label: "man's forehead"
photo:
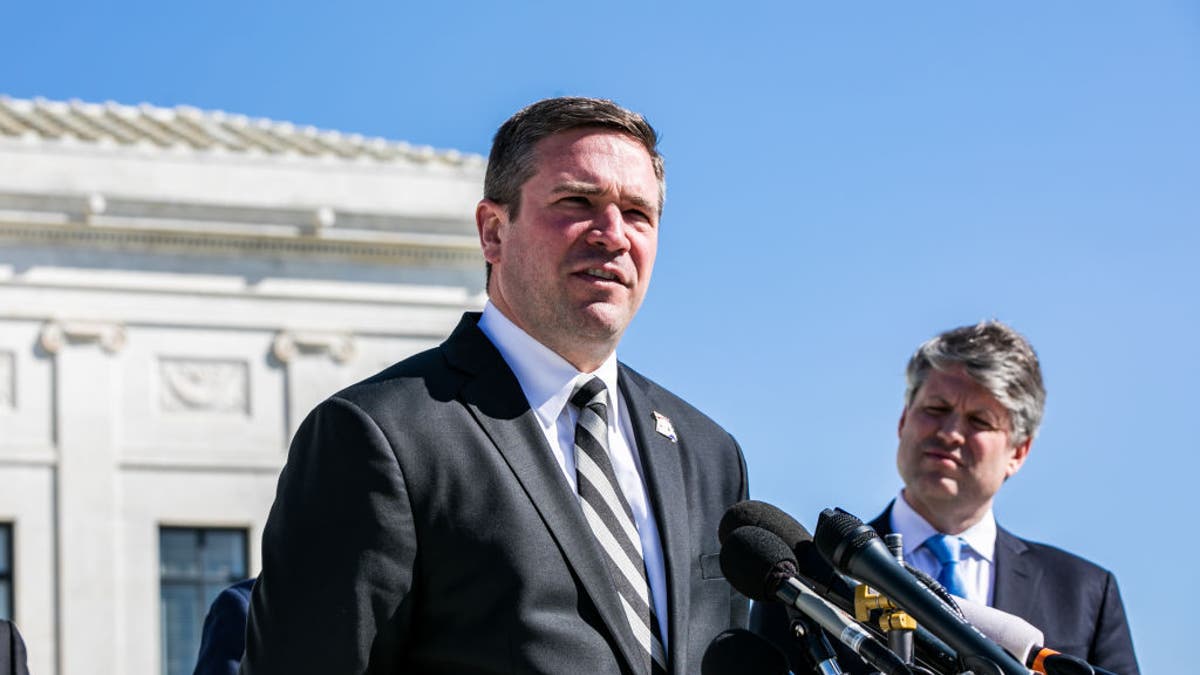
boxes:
[919,367,1002,407]
[528,129,660,202]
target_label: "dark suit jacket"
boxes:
[242,313,749,674]
[751,505,1139,675]
[867,505,1139,675]
[0,620,29,675]
[194,578,255,675]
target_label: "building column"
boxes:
[41,320,126,675]
[272,330,358,441]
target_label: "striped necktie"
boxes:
[571,377,668,675]
[924,533,967,598]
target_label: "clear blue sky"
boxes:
[6,2,1197,671]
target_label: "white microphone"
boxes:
[953,596,1043,665]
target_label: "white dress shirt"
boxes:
[477,301,669,646]
[889,490,997,606]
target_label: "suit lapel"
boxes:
[619,367,689,675]
[868,503,895,536]
[442,316,645,675]
[991,526,1039,616]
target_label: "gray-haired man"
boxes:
[878,321,1138,674]
[754,321,1138,674]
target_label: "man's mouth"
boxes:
[584,268,619,282]
[922,445,962,466]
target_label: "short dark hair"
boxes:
[904,320,1046,446]
[482,96,665,288]
[485,96,665,218]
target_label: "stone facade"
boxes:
[0,96,486,675]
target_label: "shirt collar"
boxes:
[891,490,997,563]
[477,301,621,429]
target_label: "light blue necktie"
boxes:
[924,534,967,598]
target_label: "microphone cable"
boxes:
[900,562,965,620]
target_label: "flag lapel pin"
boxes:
[652,411,677,443]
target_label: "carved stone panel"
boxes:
[158,358,249,415]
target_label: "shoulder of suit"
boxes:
[867,506,893,535]
[221,577,255,605]
[1001,526,1116,579]
[1,617,23,645]
[360,345,448,385]
[330,311,488,403]
[309,343,463,417]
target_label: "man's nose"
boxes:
[936,412,966,445]
[586,204,630,251]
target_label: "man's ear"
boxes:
[897,407,908,438]
[1005,436,1033,479]
[476,199,507,265]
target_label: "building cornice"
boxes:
[0,218,482,265]
[0,95,486,170]
[0,188,483,265]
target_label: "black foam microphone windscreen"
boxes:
[718,500,811,549]
[719,525,799,602]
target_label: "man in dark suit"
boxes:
[241,97,748,675]
[754,321,1138,674]
[0,619,30,675]
[883,321,1136,674]
[866,505,1137,674]
[193,578,254,675]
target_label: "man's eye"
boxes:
[969,416,996,430]
[923,406,949,415]
[560,196,590,206]
[624,208,650,222]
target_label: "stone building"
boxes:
[0,95,486,675]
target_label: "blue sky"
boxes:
[5,2,1197,671]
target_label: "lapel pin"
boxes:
[652,411,677,443]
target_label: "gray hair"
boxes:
[904,321,1046,446]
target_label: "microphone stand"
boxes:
[847,533,967,675]
[784,608,844,675]
[852,534,916,666]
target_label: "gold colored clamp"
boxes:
[879,610,918,632]
[853,584,899,621]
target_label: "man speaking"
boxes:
[241,97,749,674]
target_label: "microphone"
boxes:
[814,508,1028,675]
[1036,652,1096,675]
[719,500,810,546]
[720,524,914,675]
[719,500,860,604]
[937,590,1118,675]
[721,501,961,674]
[718,503,845,674]
[701,628,790,675]
[953,596,1043,665]
[1032,651,1119,675]
[1025,647,1114,674]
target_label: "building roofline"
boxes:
[0,95,485,168]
